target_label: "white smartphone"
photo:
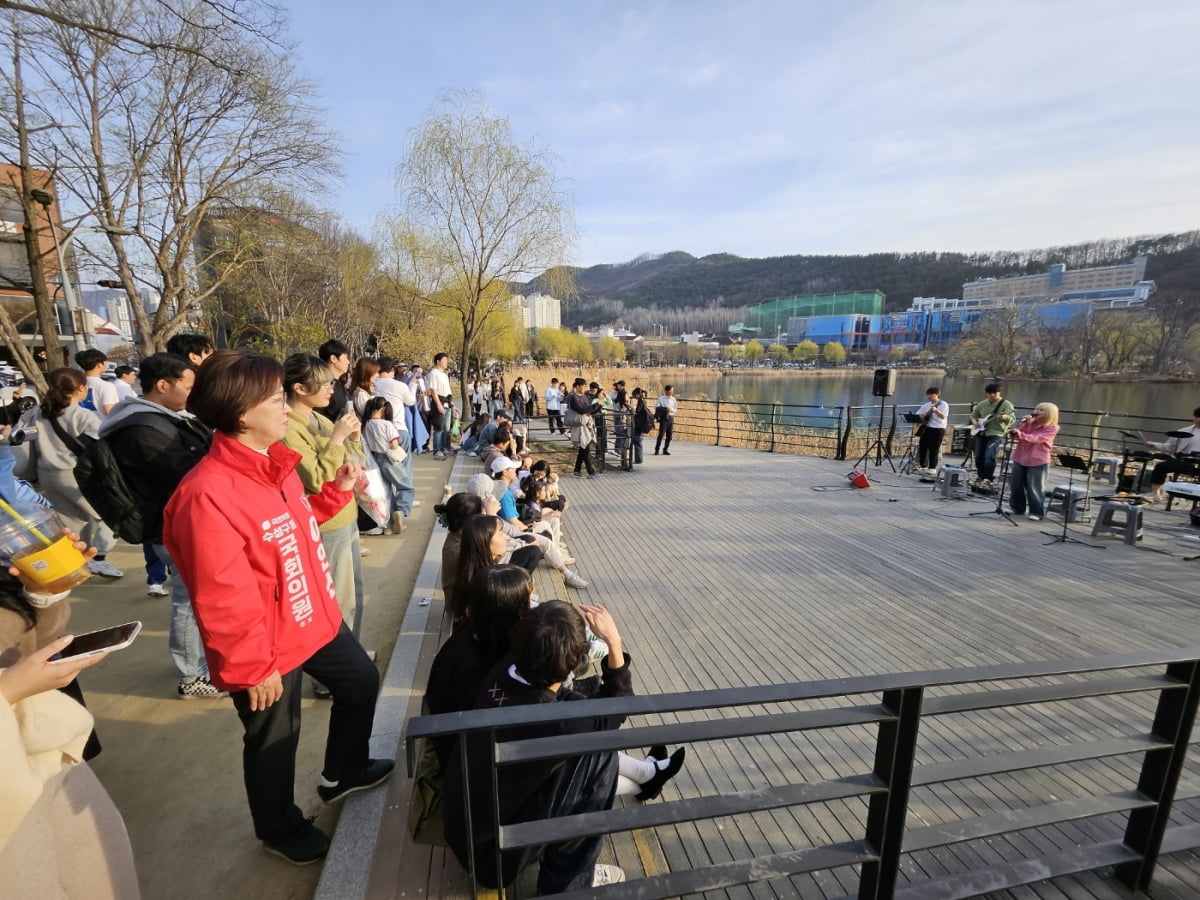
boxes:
[51,621,142,663]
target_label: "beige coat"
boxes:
[0,685,138,898]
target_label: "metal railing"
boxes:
[669,398,1185,465]
[406,648,1200,899]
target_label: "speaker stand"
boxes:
[854,394,896,472]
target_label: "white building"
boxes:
[510,293,561,330]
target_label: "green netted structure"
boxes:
[745,291,885,337]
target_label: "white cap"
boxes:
[491,457,520,475]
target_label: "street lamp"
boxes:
[28,188,82,355]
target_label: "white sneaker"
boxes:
[88,559,124,578]
[411,499,421,507]
[592,865,625,886]
[147,582,169,597]
[1027,515,1041,521]
[563,572,589,590]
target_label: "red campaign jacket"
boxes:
[163,431,352,691]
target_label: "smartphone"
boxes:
[51,621,142,663]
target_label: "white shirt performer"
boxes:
[1145,406,1200,501]
[654,385,678,456]
[914,387,950,472]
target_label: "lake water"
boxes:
[671,372,1199,423]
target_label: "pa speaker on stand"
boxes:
[872,368,897,398]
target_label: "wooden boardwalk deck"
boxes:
[356,436,1200,900]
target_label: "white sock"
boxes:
[619,752,656,784]
[616,775,641,796]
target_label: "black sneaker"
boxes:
[262,817,329,865]
[317,758,395,804]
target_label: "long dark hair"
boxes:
[435,492,483,533]
[467,564,533,663]
[451,514,501,620]
[41,368,86,419]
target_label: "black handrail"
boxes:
[407,647,1200,899]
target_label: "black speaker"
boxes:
[872,368,896,397]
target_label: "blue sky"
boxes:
[285,1,1200,268]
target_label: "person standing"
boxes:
[1008,403,1060,521]
[654,385,678,456]
[164,349,392,866]
[20,369,123,579]
[75,349,119,418]
[112,366,138,402]
[968,383,1015,486]
[315,340,352,422]
[427,353,454,459]
[509,377,527,424]
[1144,406,1200,502]
[631,387,653,464]
[372,358,419,490]
[567,378,599,478]
[101,353,223,698]
[281,355,367,655]
[915,386,949,474]
[545,378,564,434]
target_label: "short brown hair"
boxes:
[188,349,284,435]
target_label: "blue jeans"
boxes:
[974,434,1002,481]
[153,544,208,682]
[371,451,415,515]
[143,542,167,585]
[632,432,644,464]
[1009,461,1048,517]
[511,402,526,423]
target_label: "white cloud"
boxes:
[285,0,1200,266]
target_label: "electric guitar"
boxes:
[971,406,1009,436]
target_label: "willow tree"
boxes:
[395,90,575,401]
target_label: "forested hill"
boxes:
[525,232,1200,326]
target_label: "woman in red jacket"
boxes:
[163,350,393,866]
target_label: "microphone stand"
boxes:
[969,433,1018,526]
[1043,452,1104,548]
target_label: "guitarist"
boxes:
[968,383,1016,485]
[915,386,949,473]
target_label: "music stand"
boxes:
[1042,453,1104,549]
[969,435,1018,526]
[898,412,922,475]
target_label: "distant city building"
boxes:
[962,257,1153,305]
[510,292,561,330]
[747,291,885,339]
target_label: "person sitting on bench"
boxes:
[443,600,633,891]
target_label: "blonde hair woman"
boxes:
[1008,402,1060,521]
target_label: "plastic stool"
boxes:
[1090,501,1144,544]
[1092,456,1119,486]
[935,465,968,498]
[1047,485,1090,523]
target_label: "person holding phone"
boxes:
[164,350,393,866]
[281,354,367,650]
[0,533,139,898]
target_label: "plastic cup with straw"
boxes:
[0,499,92,592]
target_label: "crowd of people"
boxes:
[0,336,695,891]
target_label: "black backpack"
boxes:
[47,414,170,545]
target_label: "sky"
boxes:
[283,0,1200,269]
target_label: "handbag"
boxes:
[563,408,583,428]
[355,466,390,527]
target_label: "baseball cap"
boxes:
[491,457,520,475]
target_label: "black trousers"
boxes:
[655,417,674,453]
[231,625,379,841]
[917,427,945,470]
[574,443,594,475]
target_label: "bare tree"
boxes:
[11,0,340,355]
[394,90,575,398]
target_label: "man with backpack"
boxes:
[99,353,222,699]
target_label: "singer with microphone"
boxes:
[1007,403,1060,521]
